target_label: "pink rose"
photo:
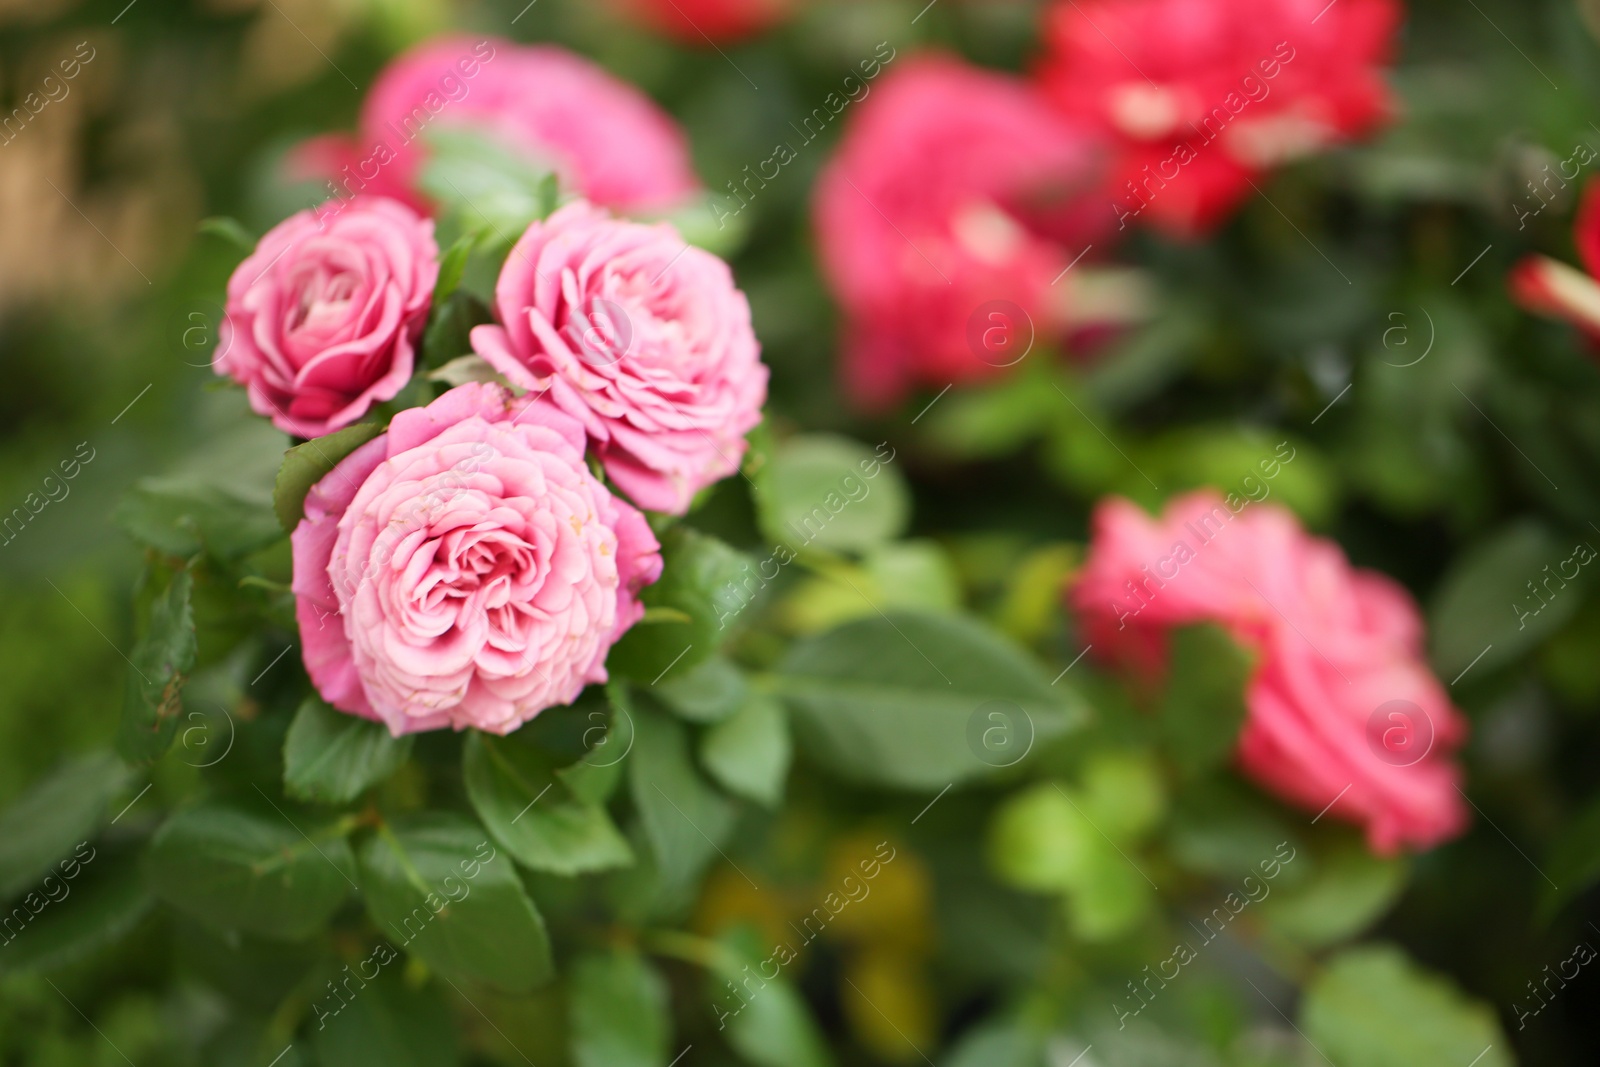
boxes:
[1070,491,1468,854]
[1035,0,1400,236]
[290,37,699,217]
[291,382,663,736]
[471,200,767,515]
[812,53,1106,409]
[217,197,438,438]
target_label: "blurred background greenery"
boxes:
[6,0,1600,1063]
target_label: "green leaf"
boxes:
[0,854,154,975]
[117,567,198,765]
[145,801,355,940]
[1538,788,1600,922]
[608,527,749,684]
[715,928,834,1067]
[776,612,1083,790]
[1160,624,1252,777]
[273,422,386,534]
[418,126,558,237]
[421,289,494,372]
[1262,840,1407,948]
[197,216,257,252]
[0,751,131,899]
[463,732,633,876]
[570,948,671,1067]
[118,478,284,561]
[283,696,414,806]
[312,966,458,1067]
[1430,520,1578,679]
[656,656,747,723]
[988,783,1095,893]
[556,692,634,806]
[757,435,907,555]
[629,700,737,894]
[358,813,552,992]
[943,1020,1043,1067]
[432,231,479,306]
[924,362,1061,459]
[1301,945,1511,1067]
[701,695,790,808]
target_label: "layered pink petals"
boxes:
[472,200,767,515]
[812,53,1105,409]
[291,382,662,736]
[217,197,438,438]
[1036,0,1401,236]
[289,36,699,216]
[1071,491,1469,854]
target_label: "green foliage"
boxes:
[117,479,283,562]
[283,696,414,806]
[145,801,355,940]
[463,731,634,875]
[1160,624,1253,777]
[608,527,749,684]
[628,700,737,900]
[569,948,672,1067]
[757,435,907,554]
[357,814,554,993]
[1301,945,1511,1067]
[701,694,791,807]
[273,422,385,533]
[777,611,1082,790]
[312,968,458,1067]
[117,566,198,764]
[0,751,131,899]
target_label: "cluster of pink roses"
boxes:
[813,0,1402,407]
[218,39,765,738]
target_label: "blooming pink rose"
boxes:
[812,53,1106,409]
[1070,490,1468,854]
[471,200,767,515]
[1035,0,1400,236]
[610,0,792,43]
[1511,177,1600,345]
[291,382,662,736]
[216,197,438,438]
[290,37,699,217]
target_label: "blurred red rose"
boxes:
[290,36,699,217]
[1070,490,1469,854]
[612,0,792,43]
[813,52,1107,410]
[1035,0,1401,237]
[1511,177,1600,343]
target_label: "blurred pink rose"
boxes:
[812,52,1106,410]
[472,200,767,515]
[291,382,662,736]
[612,0,792,43]
[290,36,699,216]
[1511,176,1600,344]
[1035,0,1401,236]
[217,196,438,438]
[1070,490,1468,854]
